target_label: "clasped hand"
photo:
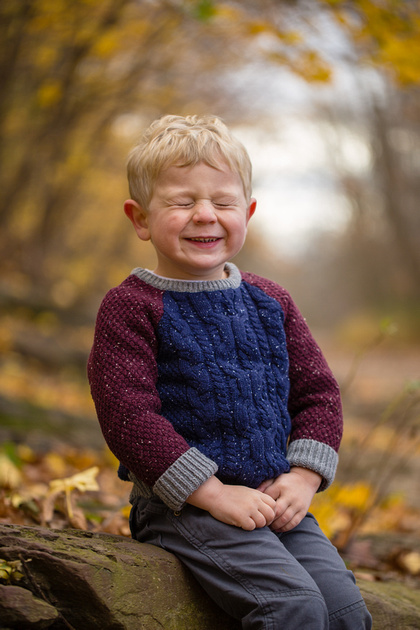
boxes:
[257,467,322,532]
[187,467,321,532]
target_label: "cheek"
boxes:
[229,217,249,241]
[162,214,186,231]
[150,215,182,238]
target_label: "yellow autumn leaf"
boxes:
[49,466,100,494]
[212,4,241,22]
[11,493,26,509]
[92,31,120,57]
[293,51,332,83]
[246,20,271,36]
[48,466,99,521]
[120,504,131,519]
[37,81,63,108]
[44,452,68,478]
[0,454,22,490]
[16,444,37,464]
[335,482,372,511]
[0,559,23,584]
[400,552,420,576]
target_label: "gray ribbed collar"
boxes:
[130,263,241,293]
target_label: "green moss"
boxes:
[360,581,420,630]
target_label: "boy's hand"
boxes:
[258,467,322,533]
[186,476,276,531]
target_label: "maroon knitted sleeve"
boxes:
[241,272,343,453]
[87,275,191,486]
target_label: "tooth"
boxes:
[191,237,216,242]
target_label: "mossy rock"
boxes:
[0,524,237,629]
[0,524,419,629]
[359,580,420,630]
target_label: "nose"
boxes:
[192,200,217,223]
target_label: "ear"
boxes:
[246,198,257,224]
[124,199,151,241]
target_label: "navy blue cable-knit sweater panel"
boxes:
[157,284,292,487]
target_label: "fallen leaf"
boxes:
[396,551,420,576]
[0,558,24,584]
[0,454,22,490]
[47,467,100,521]
[49,466,100,495]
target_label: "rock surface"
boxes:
[0,523,419,629]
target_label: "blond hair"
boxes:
[127,114,252,208]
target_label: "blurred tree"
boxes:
[314,0,420,319]
[264,0,420,327]
[293,82,420,330]
[1,0,420,315]
[346,89,420,309]
[0,0,331,308]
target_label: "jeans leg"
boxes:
[130,498,329,630]
[278,514,372,630]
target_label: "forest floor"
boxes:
[0,335,419,590]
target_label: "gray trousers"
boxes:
[130,497,372,630]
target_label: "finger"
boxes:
[259,502,275,526]
[271,510,304,533]
[261,480,284,501]
[261,493,277,509]
[252,510,268,529]
[257,478,274,492]
[271,504,295,529]
[273,497,290,519]
[277,514,304,533]
[241,517,257,531]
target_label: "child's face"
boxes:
[124,161,256,281]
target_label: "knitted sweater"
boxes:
[88,263,342,511]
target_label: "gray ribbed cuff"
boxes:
[153,448,218,511]
[287,439,338,491]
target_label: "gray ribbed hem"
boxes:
[129,448,218,511]
[130,263,241,293]
[128,474,154,504]
[287,439,338,491]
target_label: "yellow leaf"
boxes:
[92,31,120,57]
[0,454,22,490]
[335,482,372,510]
[16,444,37,464]
[49,466,100,494]
[11,493,26,509]
[44,452,68,478]
[37,81,62,108]
[0,559,23,584]
[246,20,271,36]
[399,551,420,576]
[120,504,131,519]
[49,466,100,521]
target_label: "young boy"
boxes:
[88,114,372,629]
